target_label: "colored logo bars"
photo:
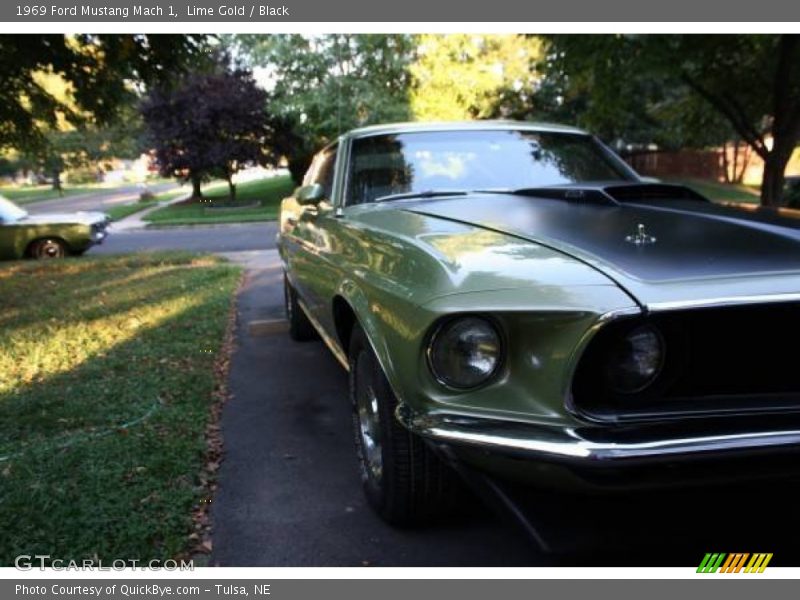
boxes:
[697,553,773,573]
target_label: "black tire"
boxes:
[349,323,458,525]
[283,273,318,341]
[29,238,67,259]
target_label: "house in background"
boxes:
[626,140,800,186]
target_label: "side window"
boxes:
[303,146,338,201]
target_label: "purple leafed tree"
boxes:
[141,67,274,201]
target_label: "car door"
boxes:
[286,145,340,327]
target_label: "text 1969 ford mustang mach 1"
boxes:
[0,195,109,260]
[278,121,800,525]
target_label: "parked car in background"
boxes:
[0,195,109,260]
[279,121,800,526]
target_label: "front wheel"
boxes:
[349,323,458,525]
[29,238,67,259]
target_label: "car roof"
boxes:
[344,120,589,139]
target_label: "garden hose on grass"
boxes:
[0,397,164,463]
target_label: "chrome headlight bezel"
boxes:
[426,315,505,390]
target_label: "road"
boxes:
[92,222,277,255]
[24,182,181,215]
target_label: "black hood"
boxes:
[402,186,800,307]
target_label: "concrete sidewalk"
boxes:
[110,192,190,232]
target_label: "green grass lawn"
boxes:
[0,253,241,564]
[105,189,190,222]
[144,176,294,226]
[666,178,761,204]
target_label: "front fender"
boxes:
[336,278,404,393]
[338,278,639,430]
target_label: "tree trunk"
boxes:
[721,143,731,183]
[190,175,203,200]
[52,170,63,196]
[760,146,793,207]
[761,35,800,206]
[228,178,236,202]
[733,143,752,184]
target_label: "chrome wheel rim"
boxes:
[355,354,383,482]
[36,239,64,259]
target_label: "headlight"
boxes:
[428,316,502,389]
[606,324,665,394]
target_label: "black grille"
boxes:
[571,302,800,422]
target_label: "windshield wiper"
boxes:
[373,190,469,203]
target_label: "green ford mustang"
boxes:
[0,195,109,259]
[279,121,800,525]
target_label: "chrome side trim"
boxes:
[562,306,641,421]
[647,292,800,312]
[296,297,349,370]
[402,411,800,463]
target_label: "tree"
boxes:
[23,103,148,192]
[0,35,212,156]
[409,34,542,121]
[539,35,800,206]
[141,66,273,200]
[233,34,416,183]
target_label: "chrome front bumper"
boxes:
[398,407,800,464]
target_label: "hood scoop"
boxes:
[602,183,709,204]
[503,183,709,207]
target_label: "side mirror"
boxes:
[295,183,325,206]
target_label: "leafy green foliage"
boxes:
[0,35,212,154]
[410,34,542,121]
[141,65,273,199]
[538,34,800,205]
[234,34,416,182]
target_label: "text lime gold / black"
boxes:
[187,5,290,16]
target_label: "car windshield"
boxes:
[346,129,635,205]
[0,195,28,222]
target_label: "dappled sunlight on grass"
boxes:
[0,252,241,563]
[0,291,210,397]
